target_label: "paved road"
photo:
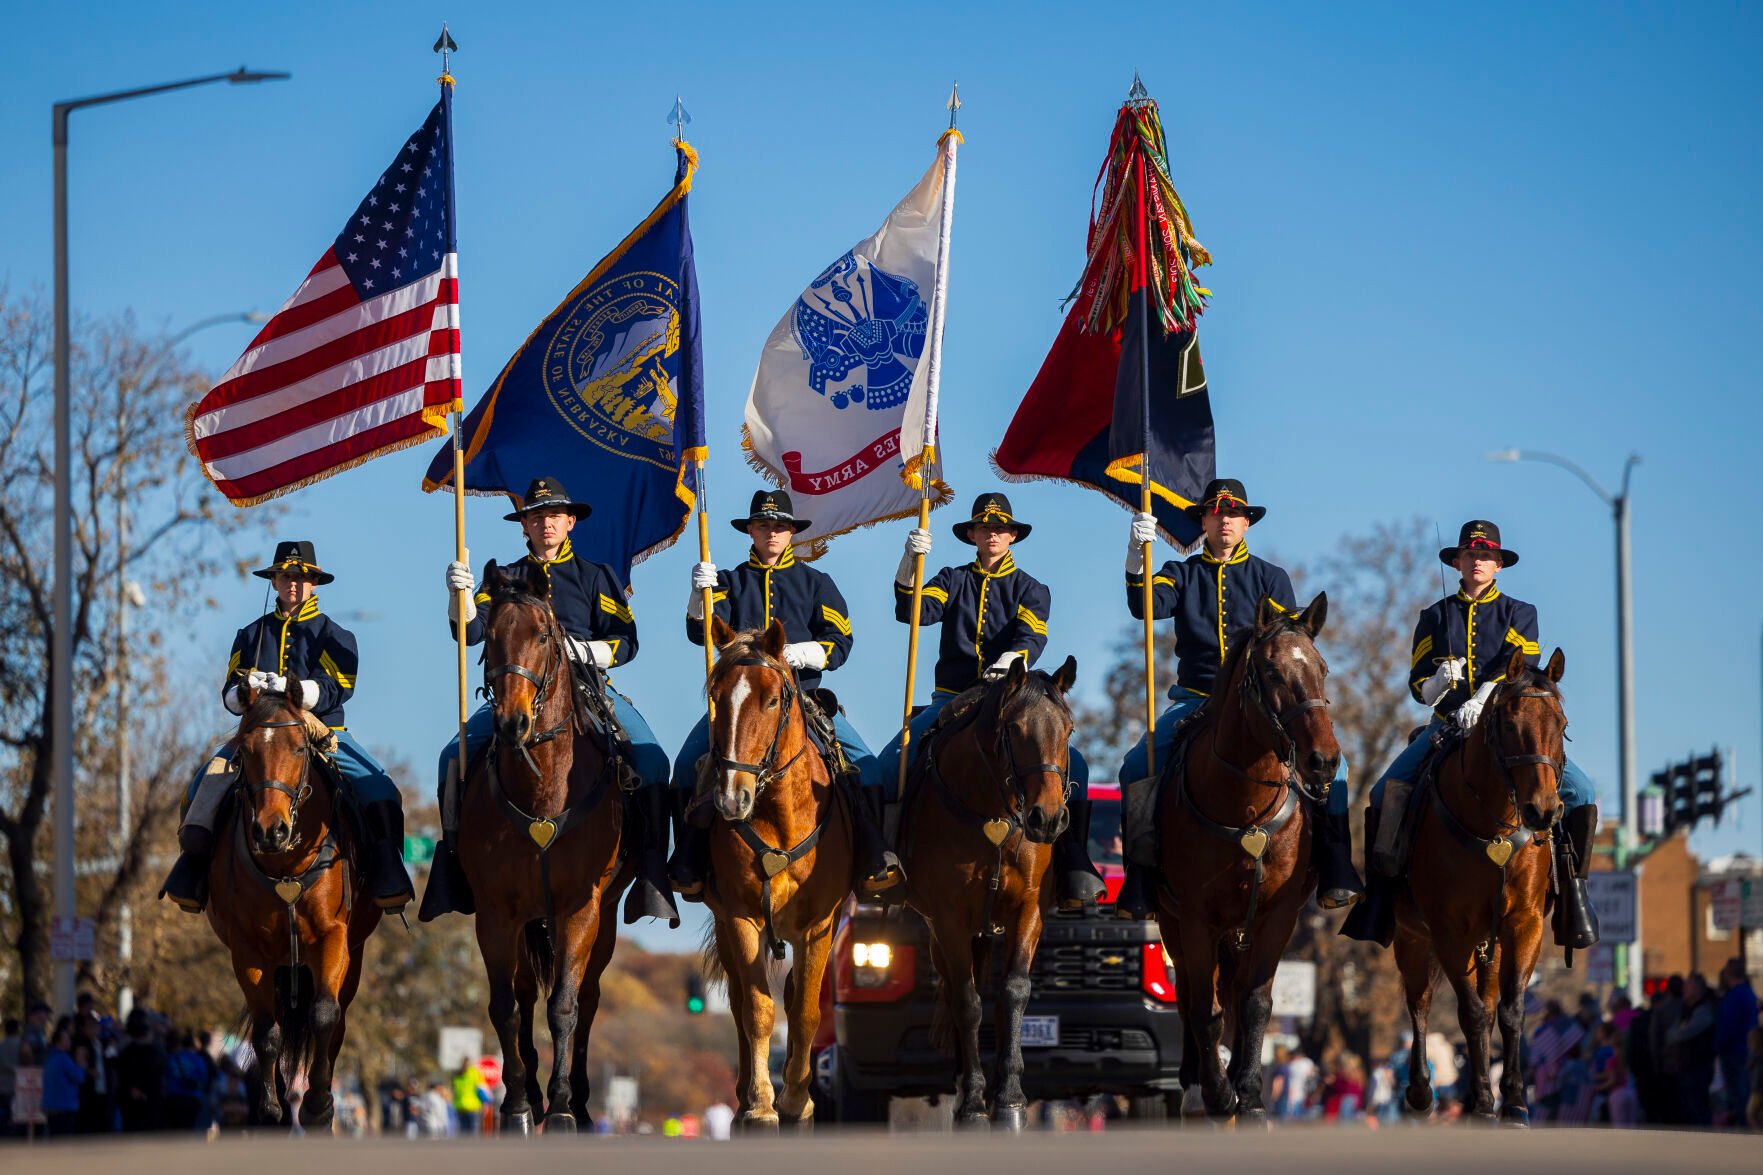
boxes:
[8,1126,1755,1175]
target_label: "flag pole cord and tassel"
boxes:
[435,26,469,789]
[898,86,961,797]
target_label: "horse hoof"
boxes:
[954,1110,990,1130]
[1499,1107,1530,1129]
[1403,1089,1434,1117]
[990,1104,1027,1132]
[736,1113,779,1132]
[777,1108,814,1132]
[1179,1087,1207,1118]
[501,1109,534,1136]
[543,1112,576,1134]
[1238,1107,1269,1129]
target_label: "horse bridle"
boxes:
[1478,684,1567,833]
[1215,622,1333,798]
[237,717,315,847]
[481,597,570,776]
[709,656,807,804]
[989,688,1074,823]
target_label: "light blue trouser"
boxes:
[1369,717,1594,810]
[438,693,671,794]
[1116,686,1351,815]
[876,690,1091,799]
[184,729,401,808]
[674,709,882,791]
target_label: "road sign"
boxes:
[438,1026,483,1071]
[12,1066,45,1126]
[403,835,436,866]
[1585,944,1615,986]
[50,916,94,962]
[1711,877,1744,931]
[1587,872,1637,943]
[1271,961,1316,1019]
[477,1055,502,1088]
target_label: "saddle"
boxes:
[1119,701,1211,867]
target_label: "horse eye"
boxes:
[766,697,779,710]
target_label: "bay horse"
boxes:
[206,691,380,1130]
[899,654,1079,1130]
[701,618,852,1129]
[1153,595,1335,1121]
[1394,647,1567,1125]
[460,560,630,1134]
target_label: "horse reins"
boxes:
[233,714,350,1006]
[481,599,572,779]
[712,655,824,960]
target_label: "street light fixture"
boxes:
[52,67,289,1012]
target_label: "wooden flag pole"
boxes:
[897,87,961,797]
[435,28,470,790]
[696,461,716,691]
[1134,153,1158,776]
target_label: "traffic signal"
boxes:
[1649,748,1736,838]
[1691,750,1724,823]
[684,974,706,1015]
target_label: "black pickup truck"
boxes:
[814,783,1184,1121]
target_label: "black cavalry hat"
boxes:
[503,476,593,522]
[1440,520,1519,568]
[252,540,334,585]
[953,492,1031,544]
[730,489,811,534]
[1182,478,1267,525]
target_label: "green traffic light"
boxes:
[686,996,705,1014]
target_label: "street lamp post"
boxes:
[53,68,287,1012]
[1488,447,1641,995]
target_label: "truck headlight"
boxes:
[851,941,893,971]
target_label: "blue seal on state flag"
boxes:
[791,251,927,411]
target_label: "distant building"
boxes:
[1592,829,1763,982]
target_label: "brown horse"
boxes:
[1394,647,1567,1125]
[1153,595,1336,1121]
[701,618,852,1129]
[460,560,630,1134]
[206,691,380,1130]
[900,655,1079,1130]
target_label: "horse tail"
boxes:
[275,972,319,1083]
[523,920,555,995]
[699,919,725,988]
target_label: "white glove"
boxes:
[896,528,933,585]
[687,562,717,620]
[246,670,271,691]
[223,685,246,716]
[1453,681,1498,729]
[983,651,1024,680]
[262,672,288,695]
[564,638,615,670]
[446,556,477,625]
[781,642,828,671]
[1419,657,1468,706]
[295,679,320,710]
[1126,511,1157,574]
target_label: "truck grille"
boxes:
[913,937,1143,998]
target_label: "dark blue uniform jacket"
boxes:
[456,539,638,667]
[1126,543,1296,695]
[223,597,358,728]
[896,552,1051,694]
[1408,585,1540,714]
[685,546,853,693]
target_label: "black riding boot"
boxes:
[623,784,680,927]
[418,839,475,922]
[1315,807,1365,911]
[362,800,416,910]
[1114,863,1154,921]
[848,776,905,899]
[1552,803,1600,950]
[1338,806,1394,946]
[1053,794,1107,910]
[667,790,710,901]
[159,825,214,914]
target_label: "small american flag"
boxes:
[188,93,462,506]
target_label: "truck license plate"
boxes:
[1021,1016,1059,1047]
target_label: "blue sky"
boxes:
[7,2,1761,948]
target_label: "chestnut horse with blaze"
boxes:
[1154,596,1337,1120]
[460,561,631,1134]
[901,655,1079,1130]
[206,691,380,1130]
[701,618,853,1129]
[1394,647,1569,1125]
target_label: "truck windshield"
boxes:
[1088,799,1123,867]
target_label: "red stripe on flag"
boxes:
[196,357,440,460]
[206,295,450,407]
[212,411,441,503]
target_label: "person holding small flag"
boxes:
[420,478,678,926]
[160,542,415,914]
[667,489,903,898]
[879,492,1105,908]
[1114,480,1362,920]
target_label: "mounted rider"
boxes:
[1342,520,1599,948]
[668,489,903,899]
[1115,479,1363,920]
[419,477,678,927]
[878,492,1106,910]
[159,541,415,914]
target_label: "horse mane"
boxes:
[993,669,1072,725]
[1495,665,1562,707]
[706,629,793,697]
[237,692,334,750]
[1198,614,1311,721]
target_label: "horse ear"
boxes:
[1005,654,1028,689]
[1298,592,1328,637]
[1256,597,1280,629]
[522,560,552,600]
[1546,647,1566,682]
[710,615,736,649]
[762,618,787,660]
[1051,655,1078,695]
[480,559,501,598]
[1506,645,1528,683]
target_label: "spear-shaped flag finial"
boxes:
[667,95,692,143]
[1126,70,1151,105]
[947,81,961,130]
[434,23,458,84]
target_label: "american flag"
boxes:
[187,94,462,506]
